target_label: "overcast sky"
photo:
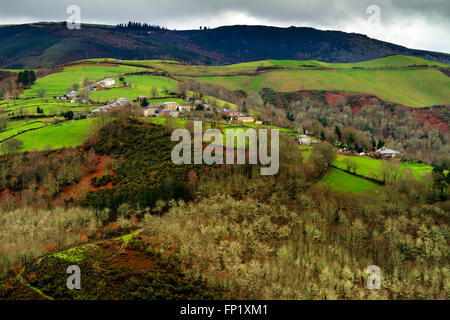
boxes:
[0,0,449,53]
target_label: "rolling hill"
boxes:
[176,56,449,107]
[0,22,449,69]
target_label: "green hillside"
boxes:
[1,55,449,155]
[90,75,177,102]
[331,55,449,69]
[320,168,380,193]
[14,118,95,152]
[184,67,450,107]
[24,65,148,96]
[332,155,435,181]
[15,55,448,107]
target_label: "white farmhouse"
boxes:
[376,147,401,158]
[297,134,311,146]
[97,78,116,87]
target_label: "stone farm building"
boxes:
[297,134,311,145]
[163,102,180,111]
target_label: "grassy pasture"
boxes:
[102,55,449,75]
[89,55,448,75]
[0,121,45,142]
[144,117,188,128]
[298,145,312,160]
[320,168,380,194]
[268,59,330,68]
[148,98,184,104]
[330,55,449,69]
[23,64,148,97]
[8,118,96,152]
[89,75,178,102]
[186,68,450,107]
[332,155,435,181]
[0,117,63,142]
[332,155,382,180]
[1,97,93,116]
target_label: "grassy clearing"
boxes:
[332,155,382,180]
[89,75,178,102]
[50,244,97,263]
[299,145,312,160]
[23,64,148,97]
[401,162,435,179]
[148,98,184,104]
[0,95,96,118]
[320,168,380,194]
[0,121,46,141]
[7,118,96,152]
[143,117,187,128]
[332,155,435,181]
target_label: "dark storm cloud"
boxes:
[0,0,448,52]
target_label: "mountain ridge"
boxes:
[0,22,449,68]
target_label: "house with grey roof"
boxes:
[376,147,401,158]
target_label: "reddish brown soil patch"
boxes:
[323,91,385,112]
[411,108,449,132]
[105,222,120,232]
[0,189,10,202]
[351,105,362,113]
[107,248,156,272]
[55,155,115,203]
[324,92,342,106]
[79,235,89,243]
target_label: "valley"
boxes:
[0,52,449,301]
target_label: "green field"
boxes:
[148,98,184,105]
[92,55,449,76]
[332,155,435,181]
[23,64,148,97]
[0,96,94,117]
[299,145,312,161]
[182,67,450,107]
[4,118,96,152]
[0,119,51,142]
[185,92,239,109]
[320,168,380,193]
[89,75,178,102]
[6,55,448,108]
[144,117,188,128]
[330,55,449,69]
